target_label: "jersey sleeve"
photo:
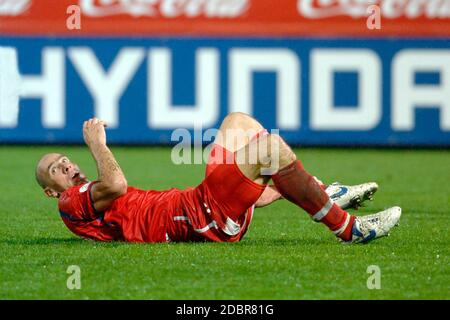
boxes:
[58,181,99,221]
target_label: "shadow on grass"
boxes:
[0,237,130,247]
[167,237,335,247]
[242,238,335,246]
[2,236,336,247]
[1,237,86,246]
[2,237,163,248]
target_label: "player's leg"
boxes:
[207,113,377,210]
[214,111,265,152]
[234,133,401,243]
[206,113,379,218]
[205,112,282,208]
[206,112,266,177]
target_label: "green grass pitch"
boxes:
[0,146,449,299]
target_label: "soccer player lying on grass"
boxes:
[35,113,401,244]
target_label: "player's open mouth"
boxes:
[71,172,80,181]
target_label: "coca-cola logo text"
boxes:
[298,0,450,19]
[80,0,249,18]
[0,0,30,16]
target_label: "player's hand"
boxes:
[83,117,107,147]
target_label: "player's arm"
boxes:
[255,185,282,208]
[83,118,128,212]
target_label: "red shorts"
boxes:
[166,144,266,242]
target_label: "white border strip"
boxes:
[173,216,189,221]
[312,199,333,221]
[194,221,218,234]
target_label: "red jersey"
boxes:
[58,181,187,243]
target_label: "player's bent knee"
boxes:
[221,112,246,127]
[265,134,296,168]
[225,112,251,122]
[221,112,263,131]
